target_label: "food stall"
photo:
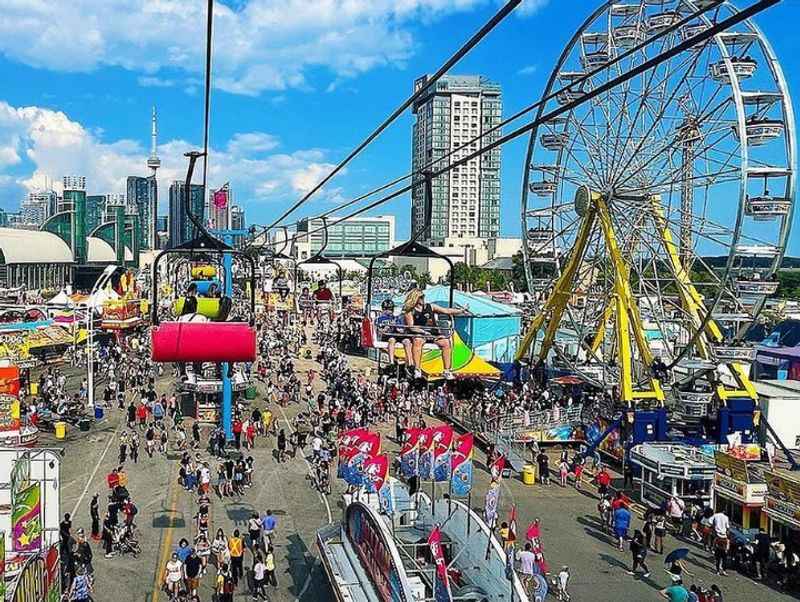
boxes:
[630,443,716,509]
[713,449,768,532]
[764,470,800,546]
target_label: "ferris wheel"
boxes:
[518,0,795,406]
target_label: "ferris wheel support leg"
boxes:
[716,362,758,402]
[596,196,664,406]
[514,207,598,363]
[649,196,722,358]
[589,302,614,358]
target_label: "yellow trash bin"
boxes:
[522,464,536,486]
[30,382,39,395]
[54,421,67,440]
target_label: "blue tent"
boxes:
[385,285,522,362]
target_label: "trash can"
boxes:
[522,464,537,486]
[94,406,104,420]
[245,386,257,400]
[30,382,39,395]
[79,419,91,432]
[54,421,67,440]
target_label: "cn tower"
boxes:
[146,106,161,249]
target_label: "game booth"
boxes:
[629,442,716,509]
[713,447,769,533]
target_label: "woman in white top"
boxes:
[164,553,184,596]
[211,528,229,571]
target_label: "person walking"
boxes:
[627,530,651,578]
[89,494,101,541]
[261,510,277,549]
[264,545,278,587]
[252,553,268,600]
[613,503,632,552]
[212,528,229,572]
[229,529,245,586]
[711,508,730,576]
[67,566,93,602]
[248,513,262,555]
[556,566,570,602]
[101,512,115,558]
[184,548,203,598]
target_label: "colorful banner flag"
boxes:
[362,454,389,494]
[12,483,41,552]
[427,526,453,602]
[399,427,422,478]
[337,430,380,481]
[417,428,435,481]
[212,184,229,209]
[484,484,500,527]
[450,433,474,471]
[379,481,394,516]
[430,425,454,483]
[451,460,473,497]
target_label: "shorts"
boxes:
[598,484,608,495]
[614,527,628,540]
[187,576,200,590]
[655,528,666,537]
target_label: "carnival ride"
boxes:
[516,0,795,436]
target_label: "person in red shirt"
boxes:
[313,281,333,302]
[136,403,147,429]
[611,490,628,511]
[596,467,611,496]
[232,418,243,449]
[245,422,255,449]
[106,468,120,490]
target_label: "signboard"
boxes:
[765,471,800,526]
[715,451,750,483]
[344,503,407,602]
[0,395,21,433]
[12,483,41,552]
[714,472,767,505]
[10,544,60,602]
[0,367,20,397]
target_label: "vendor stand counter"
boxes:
[630,443,715,509]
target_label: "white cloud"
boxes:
[517,64,537,75]
[0,0,548,96]
[137,76,176,88]
[0,100,338,209]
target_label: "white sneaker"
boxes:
[414,369,422,379]
[444,370,454,380]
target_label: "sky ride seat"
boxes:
[741,118,784,146]
[173,297,227,320]
[150,226,257,365]
[714,345,757,363]
[152,321,256,363]
[191,265,217,279]
[360,310,453,352]
[735,274,779,296]
[191,279,221,296]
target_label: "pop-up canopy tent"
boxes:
[395,331,501,381]
[386,286,522,362]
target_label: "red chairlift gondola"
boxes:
[150,151,257,364]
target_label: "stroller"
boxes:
[112,524,141,558]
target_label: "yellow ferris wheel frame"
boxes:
[516,186,756,406]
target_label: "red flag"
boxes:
[427,526,453,602]
[430,424,454,450]
[337,427,372,455]
[363,453,389,493]
[213,184,229,209]
[451,433,474,471]
[400,427,423,455]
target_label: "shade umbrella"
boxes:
[664,548,690,564]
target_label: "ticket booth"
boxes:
[713,449,768,533]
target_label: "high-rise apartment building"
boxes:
[126,175,156,249]
[411,75,501,246]
[230,205,245,231]
[168,181,205,248]
[19,191,54,226]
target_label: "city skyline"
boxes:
[0,1,797,252]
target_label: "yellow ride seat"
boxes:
[173,297,222,320]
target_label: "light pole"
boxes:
[87,265,117,409]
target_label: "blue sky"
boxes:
[0,0,798,252]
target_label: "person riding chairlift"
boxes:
[401,288,468,381]
[313,280,334,322]
[374,298,412,376]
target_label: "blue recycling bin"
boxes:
[94,406,104,420]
